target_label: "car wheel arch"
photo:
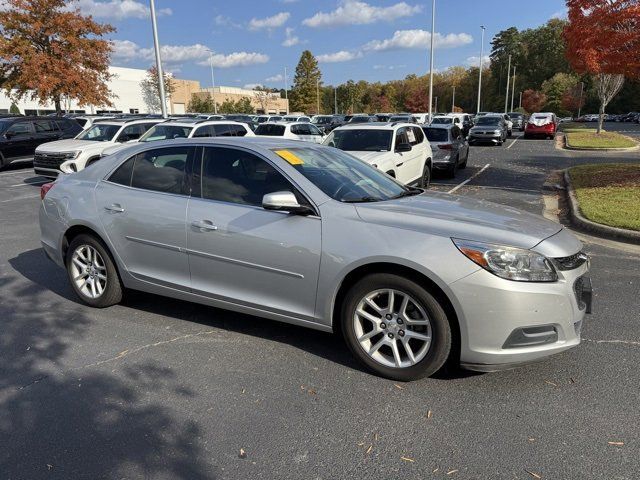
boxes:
[330,261,461,363]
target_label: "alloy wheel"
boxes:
[353,289,432,368]
[70,244,107,299]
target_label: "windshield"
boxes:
[431,117,452,124]
[139,125,193,142]
[475,117,501,126]
[349,116,371,123]
[389,116,411,122]
[508,113,523,119]
[283,116,297,122]
[255,124,285,136]
[77,124,120,141]
[312,116,332,124]
[273,147,413,203]
[324,129,393,152]
[423,127,449,142]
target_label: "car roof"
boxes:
[423,123,454,129]
[334,122,414,130]
[93,118,162,126]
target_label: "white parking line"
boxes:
[9,180,48,187]
[0,169,35,177]
[506,138,519,149]
[0,193,40,203]
[447,163,490,194]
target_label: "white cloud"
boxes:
[282,27,300,47]
[266,74,284,83]
[198,52,270,68]
[303,1,421,28]
[74,0,171,20]
[465,55,491,67]
[214,15,241,28]
[364,30,473,51]
[317,50,363,63]
[243,83,262,90]
[551,9,567,20]
[248,12,290,30]
[111,39,141,62]
[373,64,406,70]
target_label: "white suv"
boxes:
[100,120,255,157]
[323,123,432,187]
[34,119,160,176]
[254,122,325,143]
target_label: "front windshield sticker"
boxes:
[274,149,304,165]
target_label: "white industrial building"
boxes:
[0,66,152,115]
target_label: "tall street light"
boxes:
[427,0,436,123]
[149,0,167,118]
[208,52,217,114]
[284,67,289,115]
[504,54,511,113]
[451,85,456,112]
[316,78,320,114]
[476,25,486,114]
[510,66,516,112]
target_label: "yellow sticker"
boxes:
[274,149,304,165]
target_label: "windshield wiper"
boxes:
[390,187,423,199]
[342,196,382,203]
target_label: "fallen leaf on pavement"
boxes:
[47,464,53,470]
[433,468,439,473]
[608,441,624,446]
[528,438,536,442]
[374,433,378,441]
[357,442,365,447]
[394,384,404,390]
[426,410,433,419]
[544,380,558,387]
[401,456,415,463]
[239,448,247,459]
[446,469,458,475]
[366,445,373,454]
[525,470,541,479]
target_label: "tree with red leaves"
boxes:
[521,89,548,114]
[0,0,114,114]
[561,83,586,117]
[564,0,640,132]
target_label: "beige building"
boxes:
[169,78,202,115]
[194,86,289,114]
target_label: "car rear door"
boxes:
[33,119,63,148]
[185,145,321,320]
[2,120,36,161]
[95,145,195,290]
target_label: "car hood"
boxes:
[36,139,111,152]
[101,142,135,156]
[355,192,562,249]
[346,151,390,164]
[470,125,499,132]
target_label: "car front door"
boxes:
[291,124,312,142]
[2,121,36,161]
[393,127,423,184]
[95,145,195,290]
[33,119,63,148]
[186,146,321,320]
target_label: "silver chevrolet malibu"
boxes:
[39,138,592,381]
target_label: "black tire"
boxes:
[420,161,431,189]
[66,233,123,308]
[341,273,452,381]
[446,156,458,178]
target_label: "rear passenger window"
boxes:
[108,157,135,186]
[130,146,192,195]
[213,124,233,136]
[395,128,409,146]
[410,127,424,145]
[193,125,214,138]
[229,124,248,136]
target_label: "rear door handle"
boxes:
[104,204,125,213]
[191,220,218,231]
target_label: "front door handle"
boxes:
[191,220,218,231]
[104,204,125,213]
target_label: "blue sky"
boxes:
[92,0,568,88]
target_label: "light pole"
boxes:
[577,81,584,118]
[477,25,486,114]
[316,78,320,114]
[208,52,217,114]
[149,0,167,117]
[427,0,436,123]
[510,66,516,112]
[519,91,523,109]
[451,85,456,112]
[284,67,289,115]
[504,54,511,113]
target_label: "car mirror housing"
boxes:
[262,191,313,215]
[396,142,412,153]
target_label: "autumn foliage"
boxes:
[521,89,548,113]
[0,0,115,113]
[564,0,640,78]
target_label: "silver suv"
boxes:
[40,138,591,380]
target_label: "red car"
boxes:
[524,113,557,139]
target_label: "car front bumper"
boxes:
[469,132,502,143]
[450,262,590,371]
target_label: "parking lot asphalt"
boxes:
[1,127,639,480]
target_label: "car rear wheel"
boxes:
[341,274,452,381]
[420,162,431,189]
[447,156,458,178]
[66,234,123,308]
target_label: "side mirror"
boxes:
[262,191,313,215]
[396,142,412,153]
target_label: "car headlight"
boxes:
[63,151,80,160]
[494,129,502,134]
[452,239,558,282]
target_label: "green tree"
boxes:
[188,94,215,113]
[290,50,322,114]
[218,97,254,114]
[541,73,579,116]
[140,66,175,114]
[9,102,20,114]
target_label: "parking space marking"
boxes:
[447,163,490,194]
[0,169,35,177]
[9,179,48,187]
[506,138,519,149]
[0,193,40,203]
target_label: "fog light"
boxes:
[503,325,558,349]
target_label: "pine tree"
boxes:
[290,50,322,114]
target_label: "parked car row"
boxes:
[576,113,640,123]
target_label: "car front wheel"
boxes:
[66,234,123,308]
[341,274,452,381]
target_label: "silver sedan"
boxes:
[39,138,591,381]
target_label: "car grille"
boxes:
[33,152,66,169]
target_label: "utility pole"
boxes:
[504,54,511,113]
[451,85,456,112]
[577,81,584,118]
[149,0,167,118]
[316,78,320,114]
[209,52,217,114]
[477,25,486,114]
[427,0,436,123]
[519,91,523,109]
[510,66,516,112]
[284,67,289,115]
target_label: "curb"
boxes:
[563,170,640,245]
[561,133,640,152]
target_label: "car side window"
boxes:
[6,121,32,136]
[290,124,303,135]
[309,124,323,136]
[451,126,462,139]
[130,146,192,195]
[118,124,146,142]
[200,147,295,207]
[213,124,233,136]
[411,126,424,145]
[108,156,135,186]
[231,125,248,137]
[395,128,409,147]
[34,120,58,133]
[193,125,214,138]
